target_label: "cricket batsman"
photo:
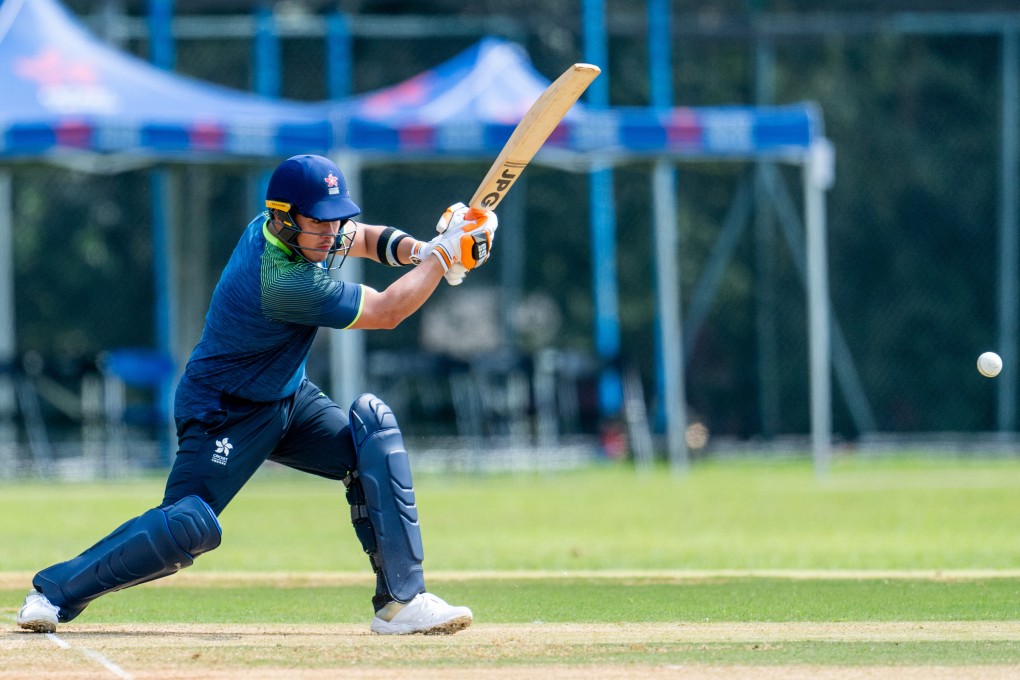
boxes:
[17,154,495,635]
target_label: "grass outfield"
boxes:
[4,456,1020,676]
[5,455,1020,571]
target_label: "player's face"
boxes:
[292,213,344,263]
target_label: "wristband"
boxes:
[376,227,416,267]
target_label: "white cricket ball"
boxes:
[977,351,1003,378]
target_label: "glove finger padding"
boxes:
[436,202,468,235]
[464,208,498,237]
[429,205,498,280]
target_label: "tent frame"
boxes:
[329,138,836,473]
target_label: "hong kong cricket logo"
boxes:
[212,437,233,466]
[324,173,340,195]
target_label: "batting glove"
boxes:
[432,203,499,286]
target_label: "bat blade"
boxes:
[469,63,600,212]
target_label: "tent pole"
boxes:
[648,0,674,445]
[329,153,366,408]
[583,0,623,423]
[0,171,15,476]
[804,140,834,477]
[152,168,177,464]
[148,0,175,464]
[148,0,175,69]
[762,163,875,434]
[652,161,688,473]
[754,32,781,439]
[327,12,353,100]
[254,6,280,98]
[998,29,1019,434]
[326,19,363,409]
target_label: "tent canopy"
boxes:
[0,0,336,165]
[0,0,834,470]
[0,0,822,166]
[339,37,821,162]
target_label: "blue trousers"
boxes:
[31,379,416,622]
[164,378,355,514]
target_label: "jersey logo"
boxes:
[212,437,234,466]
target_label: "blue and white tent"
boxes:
[339,36,820,162]
[0,0,836,464]
[0,0,822,164]
[0,0,336,165]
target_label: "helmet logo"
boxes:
[324,173,340,195]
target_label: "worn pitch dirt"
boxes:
[5,572,1020,679]
[5,622,1020,680]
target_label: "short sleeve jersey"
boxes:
[175,214,363,418]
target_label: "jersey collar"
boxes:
[262,217,293,256]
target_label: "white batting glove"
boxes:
[433,203,499,286]
[435,202,469,235]
[444,266,468,285]
[427,224,490,272]
[436,202,471,285]
[412,203,470,266]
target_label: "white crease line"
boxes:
[45,631,70,648]
[8,614,134,680]
[80,648,133,680]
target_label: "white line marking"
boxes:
[45,632,70,649]
[8,614,133,679]
[80,648,134,680]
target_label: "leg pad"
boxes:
[348,393,425,604]
[34,495,221,622]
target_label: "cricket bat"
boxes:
[446,62,601,283]
[469,62,601,212]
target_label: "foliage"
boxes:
[11,3,1014,440]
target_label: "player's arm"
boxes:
[349,256,445,330]
[349,206,499,330]
[347,222,425,267]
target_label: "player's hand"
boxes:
[427,223,492,273]
[434,202,474,285]
[433,203,498,286]
[435,202,470,235]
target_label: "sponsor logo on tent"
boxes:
[14,48,118,115]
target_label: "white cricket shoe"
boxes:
[17,590,59,633]
[370,593,472,635]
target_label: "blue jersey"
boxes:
[175,214,364,418]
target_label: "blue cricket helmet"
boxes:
[265,154,361,221]
[264,155,361,270]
